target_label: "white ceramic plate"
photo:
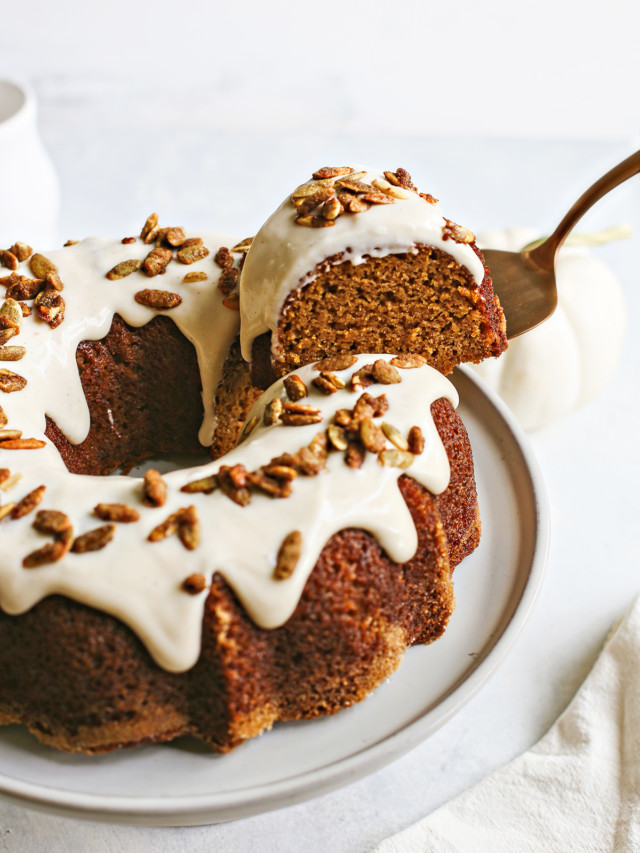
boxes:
[0,367,549,825]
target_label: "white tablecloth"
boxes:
[376,594,640,852]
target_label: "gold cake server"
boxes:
[483,149,639,338]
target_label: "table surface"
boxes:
[0,94,639,851]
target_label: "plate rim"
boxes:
[0,366,549,824]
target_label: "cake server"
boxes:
[483,149,639,339]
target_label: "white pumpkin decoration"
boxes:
[469,226,626,431]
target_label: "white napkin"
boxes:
[375,596,640,853]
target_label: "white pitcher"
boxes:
[0,78,60,251]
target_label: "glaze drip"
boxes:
[0,234,241,449]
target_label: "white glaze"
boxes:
[239,165,486,361]
[4,235,241,447]
[1,275,457,675]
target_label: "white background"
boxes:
[1,1,640,851]
[2,0,639,142]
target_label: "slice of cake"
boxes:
[240,166,507,388]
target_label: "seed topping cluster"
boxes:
[104,215,253,314]
[291,167,439,228]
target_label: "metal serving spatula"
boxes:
[483,149,640,339]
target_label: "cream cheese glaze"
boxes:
[239,165,486,362]
[2,234,242,448]
[1,275,458,673]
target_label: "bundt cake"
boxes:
[241,166,507,388]
[0,167,503,754]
